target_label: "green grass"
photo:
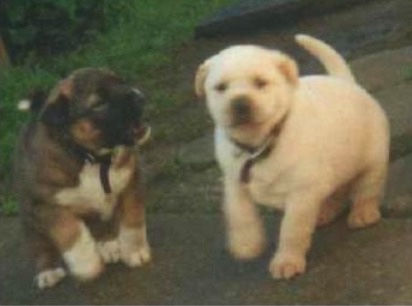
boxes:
[0,195,18,216]
[406,67,412,80]
[0,0,234,214]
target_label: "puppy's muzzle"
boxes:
[231,96,252,125]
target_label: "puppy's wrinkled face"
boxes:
[196,46,298,133]
[41,68,146,153]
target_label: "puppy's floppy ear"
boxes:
[276,54,299,86]
[40,94,70,126]
[194,60,211,98]
[57,77,74,97]
[40,76,74,126]
[28,89,48,113]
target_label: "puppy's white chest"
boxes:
[247,161,289,209]
[230,153,289,209]
[55,163,132,219]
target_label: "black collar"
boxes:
[66,140,113,194]
[230,114,288,184]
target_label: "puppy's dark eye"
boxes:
[91,103,108,112]
[82,103,108,119]
[254,77,268,89]
[215,82,228,93]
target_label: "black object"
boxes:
[195,0,376,38]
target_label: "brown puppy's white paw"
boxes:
[119,225,151,267]
[269,252,306,279]
[347,200,381,229]
[63,224,103,280]
[36,267,66,289]
[97,239,121,264]
[228,226,265,260]
[121,244,151,267]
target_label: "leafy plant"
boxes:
[1,0,104,63]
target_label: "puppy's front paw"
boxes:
[97,240,121,264]
[70,255,103,281]
[120,244,151,268]
[228,225,265,260]
[36,267,66,289]
[347,203,381,229]
[119,225,151,267]
[63,225,104,281]
[269,252,306,280]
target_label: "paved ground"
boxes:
[2,215,412,305]
[2,0,412,304]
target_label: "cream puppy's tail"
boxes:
[295,34,356,83]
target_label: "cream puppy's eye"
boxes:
[215,82,228,93]
[253,77,268,89]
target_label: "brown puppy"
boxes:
[14,68,151,289]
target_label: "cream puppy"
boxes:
[195,34,389,279]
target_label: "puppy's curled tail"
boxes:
[295,34,356,83]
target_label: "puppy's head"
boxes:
[195,45,298,139]
[37,68,148,154]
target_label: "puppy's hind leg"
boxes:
[24,228,66,289]
[48,209,103,280]
[347,165,386,229]
[26,206,103,286]
[223,177,266,260]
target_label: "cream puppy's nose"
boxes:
[232,96,250,113]
[231,95,252,125]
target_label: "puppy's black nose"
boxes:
[232,96,251,116]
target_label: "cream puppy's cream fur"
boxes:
[195,34,389,279]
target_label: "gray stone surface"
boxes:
[177,134,214,165]
[384,154,412,217]
[2,215,412,305]
[148,167,222,214]
[376,82,412,137]
[351,45,412,92]
[348,46,412,161]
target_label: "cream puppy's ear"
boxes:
[276,53,299,86]
[195,59,211,98]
